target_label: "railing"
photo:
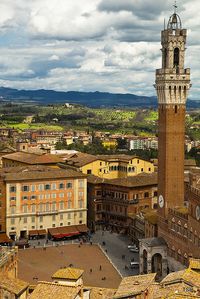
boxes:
[156,68,190,75]
[101,195,128,203]
[168,208,188,220]
[36,210,58,216]
[190,186,200,198]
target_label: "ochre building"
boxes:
[0,166,87,240]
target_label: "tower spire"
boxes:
[173,0,177,13]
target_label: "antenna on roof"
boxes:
[173,0,177,13]
[164,18,166,30]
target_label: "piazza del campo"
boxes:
[0,2,200,299]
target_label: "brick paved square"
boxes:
[18,244,121,289]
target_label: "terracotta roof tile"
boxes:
[60,152,100,167]
[0,165,86,181]
[113,273,156,298]
[161,268,200,288]
[29,282,80,299]
[189,258,200,271]
[87,173,157,187]
[86,286,117,299]
[2,152,61,164]
[52,268,84,280]
[0,274,28,295]
[103,173,157,187]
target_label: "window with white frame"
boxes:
[10,218,15,225]
[45,184,51,190]
[45,194,50,199]
[31,204,36,213]
[22,205,28,213]
[67,192,72,198]
[10,196,16,201]
[59,201,64,210]
[78,180,84,188]
[10,185,16,193]
[38,184,44,191]
[39,203,43,212]
[22,185,29,192]
[67,200,72,209]
[66,182,72,188]
[52,202,56,211]
[10,206,16,214]
[51,183,57,190]
[78,199,83,208]
[59,183,64,189]
[31,185,35,192]
[46,202,50,211]
[78,191,84,199]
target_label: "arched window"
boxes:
[179,86,182,97]
[184,86,187,97]
[174,48,179,67]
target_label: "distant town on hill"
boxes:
[0,87,199,109]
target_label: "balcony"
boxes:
[36,210,58,216]
[168,208,188,220]
[129,199,139,204]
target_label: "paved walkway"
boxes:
[92,230,139,277]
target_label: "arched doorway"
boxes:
[143,249,148,274]
[152,253,162,279]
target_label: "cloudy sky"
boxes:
[0,0,199,99]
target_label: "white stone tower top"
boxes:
[155,7,191,105]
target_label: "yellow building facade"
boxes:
[61,153,154,179]
[97,155,154,179]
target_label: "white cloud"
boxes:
[0,0,199,100]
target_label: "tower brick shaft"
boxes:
[155,13,191,220]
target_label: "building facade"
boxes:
[0,246,18,278]
[60,152,155,179]
[87,173,157,232]
[0,166,87,240]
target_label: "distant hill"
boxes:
[0,87,199,109]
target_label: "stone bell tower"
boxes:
[155,10,191,223]
[139,8,191,280]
